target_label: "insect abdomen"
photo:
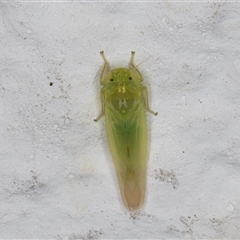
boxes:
[105,106,147,211]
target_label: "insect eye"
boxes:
[110,78,114,82]
[129,77,132,80]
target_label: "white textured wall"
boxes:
[1,2,240,239]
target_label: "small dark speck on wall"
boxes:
[49,82,53,86]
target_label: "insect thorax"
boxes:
[104,84,142,116]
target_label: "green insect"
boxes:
[94,51,157,211]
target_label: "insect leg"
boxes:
[100,51,110,85]
[129,51,142,78]
[141,86,158,116]
[94,90,105,122]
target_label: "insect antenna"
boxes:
[136,55,152,68]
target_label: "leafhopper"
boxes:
[94,51,157,211]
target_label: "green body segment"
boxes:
[94,52,157,211]
[103,69,147,211]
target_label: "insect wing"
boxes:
[105,105,147,211]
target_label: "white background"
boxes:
[1,2,240,239]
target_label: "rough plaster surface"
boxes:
[1,2,240,239]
